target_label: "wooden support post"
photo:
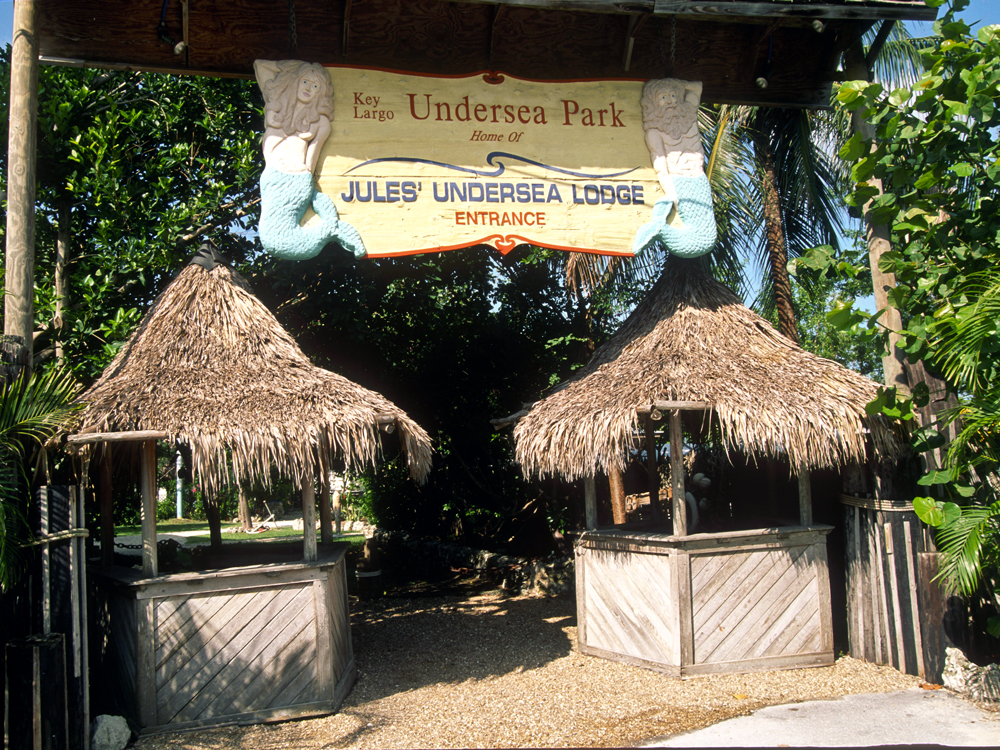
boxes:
[75,483,90,749]
[584,476,597,530]
[918,551,947,684]
[39,486,51,632]
[140,440,158,578]
[302,476,317,561]
[644,412,659,521]
[4,0,39,367]
[609,465,626,525]
[798,466,813,526]
[669,409,686,536]
[903,520,926,678]
[99,446,114,567]
[319,464,333,545]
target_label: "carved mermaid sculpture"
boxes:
[632,79,717,258]
[255,60,366,260]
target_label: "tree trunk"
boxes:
[237,485,251,531]
[757,136,799,343]
[844,45,909,394]
[206,496,222,550]
[4,0,40,369]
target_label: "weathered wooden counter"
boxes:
[575,524,834,678]
[90,544,355,733]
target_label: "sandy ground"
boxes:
[132,579,933,750]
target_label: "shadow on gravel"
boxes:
[345,569,576,701]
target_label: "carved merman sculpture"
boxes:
[633,78,717,258]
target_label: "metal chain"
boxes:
[659,19,668,77]
[671,15,676,77]
[288,0,297,53]
[659,16,677,78]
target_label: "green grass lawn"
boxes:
[114,518,365,544]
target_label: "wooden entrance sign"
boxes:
[317,67,657,258]
[256,62,720,261]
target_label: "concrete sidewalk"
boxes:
[640,689,999,747]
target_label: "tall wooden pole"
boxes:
[5,1,39,368]
[644,413,659,521]
[669,410,687,536]
[140,440,158,577]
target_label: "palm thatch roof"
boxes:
[514,258,903,481]
[74,248,432,492]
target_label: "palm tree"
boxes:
[0,366,81,592]
[734,105,849,341]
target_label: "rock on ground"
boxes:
[91,715,131,750]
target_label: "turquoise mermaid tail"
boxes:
[259,168,368,261]
[632,174,717,258]
[312,191,367,259]
[631,198,674,255]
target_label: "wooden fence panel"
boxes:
[842,496,931,678]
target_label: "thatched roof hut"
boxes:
[74,247,433,492]
[514,258,902,482]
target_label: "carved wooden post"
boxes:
[5,0,39,368]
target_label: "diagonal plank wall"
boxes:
[91,546,355,733]
[577,526,834,677]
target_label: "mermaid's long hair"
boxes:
[262,61,334,135]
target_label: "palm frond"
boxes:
[0,366,81,592]
[935,268,1000,394]
[865,22,933,88]
[0,366,82,456]
[933,500,1000,596]
[0,454,29,592]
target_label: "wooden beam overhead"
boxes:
[67,430,170,445]
[36,0,935,108]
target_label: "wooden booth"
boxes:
[512,259,905,677]
[67,248,433,733]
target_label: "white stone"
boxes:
[91,715,130,750]
[943,646,1000,702]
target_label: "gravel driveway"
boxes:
[133,578,928,749]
